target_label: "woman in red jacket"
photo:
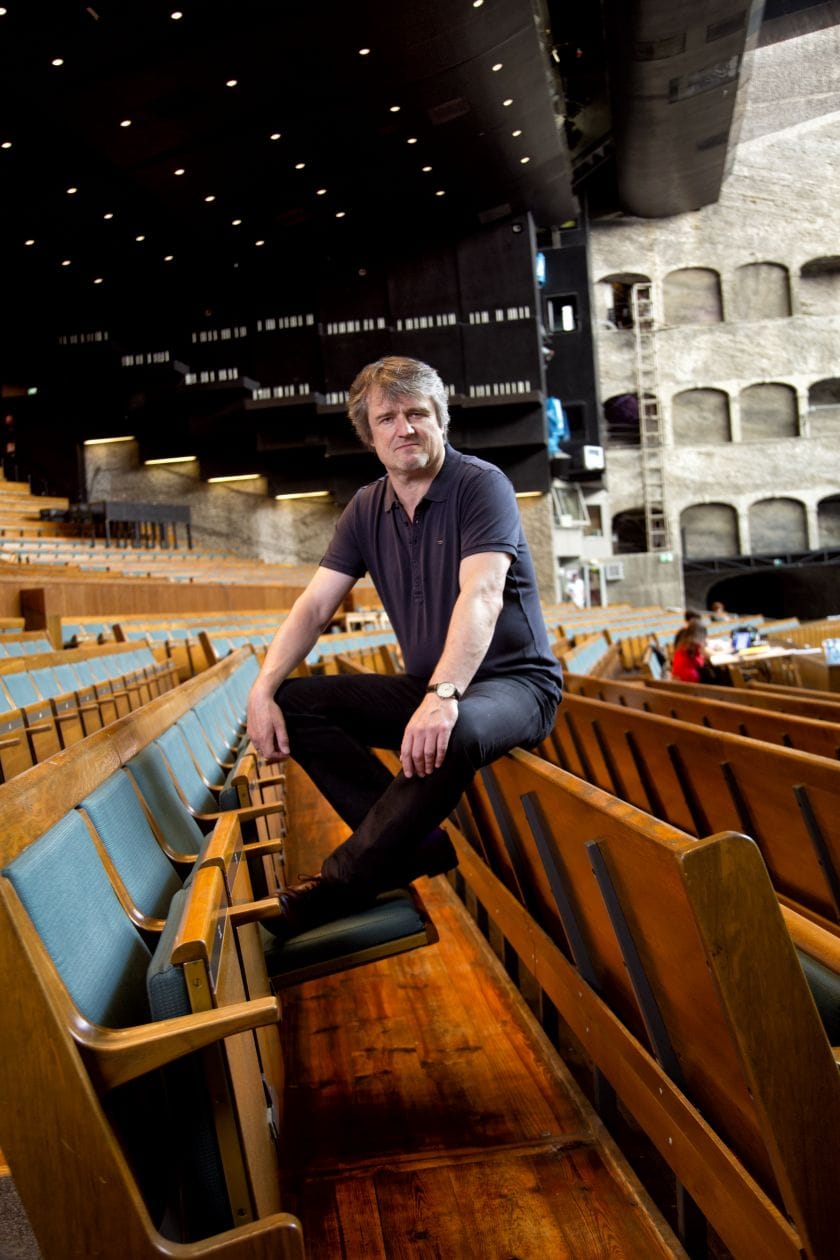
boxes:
[671,619,708,683]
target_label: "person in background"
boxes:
[709,601,734,621]
[247,356,563,939]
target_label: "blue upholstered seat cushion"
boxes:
[264,888,427,976]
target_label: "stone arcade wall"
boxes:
[589,22,840,611]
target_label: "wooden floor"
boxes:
[280,765,686,1259]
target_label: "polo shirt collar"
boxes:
[383,444,456,512]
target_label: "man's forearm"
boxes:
[428,581,503,693]
[254,600,333,695]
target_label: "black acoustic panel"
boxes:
[456,217,537,312]
[457,444,550,494]
[387,246,460,318]
[320,330,394,393]
[449,402,545,451]
[389,327,465,395]
[321,414,370,458]
[250,330,322,390]
[320,267,390,324]
[461,321,542,392]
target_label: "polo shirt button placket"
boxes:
[411,506,423,602]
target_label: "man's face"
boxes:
[367,386,445,478]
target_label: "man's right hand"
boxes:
[246,687,291,763]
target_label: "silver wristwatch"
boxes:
[426,682,462,700]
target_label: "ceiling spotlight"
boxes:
[24,239,35,246]
[1,141,12,149]
[389,105,400,113]
[502,98,513,107]
[492,63,503,71]
[135,234,145,241]
[170,10,183,18]
[473,0,484,7]
[66,186,78,194]
[512,129,522,137]
[358,47,371,55]
[520,156,530,164]
[255,239,265,246]
[204,194,216,202]
[174,167,185,175]
[61,259,71,266]
[316,188,327,196]
[406,137,417,145]
[51,58,65,67]
[421,165,432,172]
[435,189,445,197]
[120,119,132,128]
[103,212,114,219]
[294,162,305,170]
[225,78,238,88]
[269,132,281,140]
[164,255,174,262]
[231,218,242,226]
[0,7,7,13]
[335,211,346,219]
[93,277,103,284]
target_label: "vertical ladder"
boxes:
[631,283,670,552]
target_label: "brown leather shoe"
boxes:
[265,874,359,942]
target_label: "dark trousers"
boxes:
[275,672,558,891]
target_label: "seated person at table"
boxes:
[671,619,708,683]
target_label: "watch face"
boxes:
[436,683,457,699]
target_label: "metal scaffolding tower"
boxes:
[631,283,670,552]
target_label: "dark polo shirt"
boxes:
[320,445,562,704]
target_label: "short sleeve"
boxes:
[459,468,521,560]
[319,496,367,579]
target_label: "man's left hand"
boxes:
[400,693,459,778]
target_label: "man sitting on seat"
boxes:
[247,356,563,938]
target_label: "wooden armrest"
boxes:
[200,801,284,826]
[227,897,280,928]
[242,839,283,859]
[0,735,20,750]
[81,994,280,1091]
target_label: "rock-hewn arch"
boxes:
[731,262,791,320]
[739,382,797,441]
[799,256,840,315]
[808,378,840,437]
[603,393,641,446]
[662,268,723,325]
[595,272,651,329]
[817,494,840,548]
[612,507,647,553]
[749,497,807,553]
[671,388,730,445]
[680,503,739,558]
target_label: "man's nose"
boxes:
[395,412,415,435]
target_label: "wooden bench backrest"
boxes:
[647,677,840,722]
[457,748,840,1259]
[544,692,840,930]
[566,672,840,759]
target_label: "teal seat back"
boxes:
[29,666,62,698]
[3,672,42,707]
[156,725,218,815]
[125,744,206,856]
[177,709,229,785]
[81,773,184,920]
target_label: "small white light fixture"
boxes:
[24,239,35,246]
[316,187,327,196]
[144,455,196,465]
[84,435,135,446]
[207,473,261,483]
[226,78,238,88]
[204,194,216,202]
[472,0,484,7]
[421,165,432,173]
[435,189,445,197]
[103,212,114,219]
[174,167,185,176]
[515,490,543,499]
[120,119,132,128]
[512,129,522,137]
[502,98,513,107]
[294,162,305,170]
[389,105,400,113]
[93,277,103,285]
[358,47,371,55]
[61,259,71,266]
[51,58,65,67]
[66,186,78,194]
[520,155,530,164]
[255,239,265,246]
[163,255,174,261]
[1,141,13,149]
[135,234,145,241]
[0,8,8,14]
[269,132,281,140]
[406,137,417,144]
[231,218,242,226]
[170,10,183,19]
[274,490,331,501]
[492,62,503,71]
[335,210,346,219]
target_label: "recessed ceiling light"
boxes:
[269,132,281,140]
[335,211,346,219]
[358,47,371,55]
[170,10,183,19]
[103,212,114,220]
[61,259,71,267]
[406,137,417,144]
[512,129,522,137]
[66,186,78,194]
[135,234,145,241]
[294,162,305,170]
[316,188,327,196]
[120,119,132,128]
[174,167,185,176]
[421,165,432,172]
[24,239,35,246]
[520,156,530,164]
[1,141,12,149]
[204,194,216,202]
[0,7,7,14]
[164,255,174,262]
[473,0,484,7]
[492,63,503,71]
[231,218,242,226]
[226,78,238,88]
[255,239,265,246]
[51,58,65,67]
[93,277,103,284]
[435,189,445,196]
[502,98,513,107]
[389,105,400,113]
